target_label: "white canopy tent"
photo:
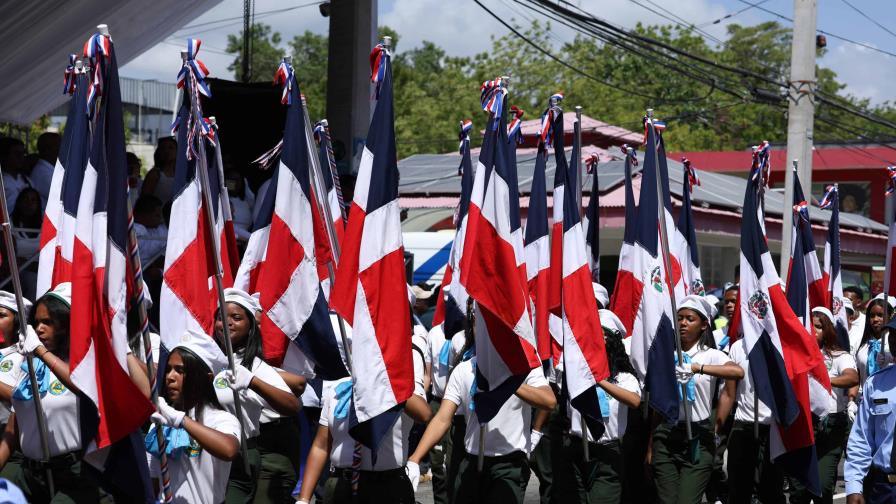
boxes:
[0,0,221,125]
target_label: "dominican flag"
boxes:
[523,142,552,364]
[70,31,155,502]
[206,124,240,281]
[819,185,851,352]
[738,156,830,497]
[886,167,896,297]
[582,153,600,278]
[626,123,679,422]
[459,78,539,423]
[785,167,826,320]
[655,132,684,301]
[37,59,90,297]
[329,43,413,452]
[610,145,639,336]
[547,98,568,316]
[674,159,704,296]
[433,120,474,338]
[313,121,346,247]
[234,60,349,378]
[160,40,231,349]
[558,136,610,439]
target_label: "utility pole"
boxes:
[780,0,817,274]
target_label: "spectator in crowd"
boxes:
[10,187,42,300]
[28,132,60,210]
[127,152,143,208]
[141,137,177,204]
[411,284,436,330]
[133,195,167,267]
[224,169,255,243]
[844,285,866,353]
[0,138,29,212]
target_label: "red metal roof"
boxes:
[670,147,896,173]
[512,113,642,149]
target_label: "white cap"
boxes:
[172,329,228,375]
[873,293,896,309]
[224,288,261,315]
[0,291,31,318]
[599,309,626,337]
[45,282,72,307]
[678,294,713,321]
[842,298,855,314]
[704,294,720,319]
[592,283,609,308]
[811,306,835,323]
[411,285,434,301]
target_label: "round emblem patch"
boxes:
[691,279,706,296]
[832,296,843,316]
[187,438,201,458]
[0,359,13,373]
[651,266,664,293]
[214,376,229,389]
[49,380,66,396]
[748,292,771,320]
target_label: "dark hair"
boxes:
[453,298,476,368]
[0,137,24,160]
[134,194,162,216]
[29,295,71,359]
[221,303,263,369]
[860,298,888,349]
[678,307,717,350]
[723,283,739,295]
[36,132,59,156]
[843,286,864,300]
[813,312,842,352]
[603,328,635,381]
[164,347,222,420]
[153,137,176,167]
[12,187,41,228]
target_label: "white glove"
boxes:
[528,429,544,455]
[296,501,310,504]
[847,401,858,423]
[406,460,420,492]
[21,326,41,354]
[675,364,695,385]
[226,364,254,392]
[152,397,185,428]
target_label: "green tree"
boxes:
[226,23,285,83]
[289,30,329,122]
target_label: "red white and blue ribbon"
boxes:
[886,166,896,196]
[174,39,213,160]
[252,139,284,171]
[176,38,211,98]
[203,117,217,146]
[621,144,638,166]
[507,106,525,141]
[63,54,79,95]
[274,59,294,105]
[480,77,507,128]
[818,185,836,209]
[458,119,473,153]
[751,140,771,187]
[83,32,111,118]
[539,93,563,146]
[682,157,701,193]
[585,153,598,174]
[370,42,389,98]
[642,116,666,144]
[793,200,810,222]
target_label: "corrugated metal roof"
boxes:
[119,78,178,112]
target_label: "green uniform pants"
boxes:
[254,418,302,504]
[453,451,530,504]
[16,457,100,504]
[323,467,415,504]
[225,441,261,504]
[429,398,450,504]
[445,414,467,501]
[529,407,560,504]
[621,400,653,504]
[0,450,23,484]
[651,420,715,504]
[790,412,851,504]
[550,429,623,504]
[727,421,785,504]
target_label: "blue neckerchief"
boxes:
[674,353,697,403]
[144,425,192,459]
[868,339,882,376]
[334,380,353,420]
[469,358,478,412]
[718,335,729,351]
[13,359,50,401]
[438,341,451,367]
[596,388,611,418]
[462,344,475,362]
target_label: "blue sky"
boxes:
[121,0,896,105]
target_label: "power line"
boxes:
[174,1,322,32]
[696,0,770,28]
[623,0,724,45]
[839,0,896,40]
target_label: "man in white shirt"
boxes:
[28,133,59,210]
[0,138,29,212]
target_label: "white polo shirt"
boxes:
[727,339,773,424]
[149,406,241,504]
[568,372,641,443]
[214,357,291,438]
[0,347,25,425]
[824,350,857,414]
[12,368,82,458]
[856,337,893,386]
[848,313,865,354]
[677,344,731,422]
[428,326,464,399]
[443,359,548,456]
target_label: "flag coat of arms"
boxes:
[459,79,539,423]
[329,43,413,451]
[738,159,831,497]
[626,123,679,422]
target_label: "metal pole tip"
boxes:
[97,24,110,36]
[180,50,188,61]
[382,36,392,49]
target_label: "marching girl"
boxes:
[855,297,893,388]
[0,292,30,482]
[147,330,242,503]
[650,295,743,504]
[296,320,432,504]
[406,304,556,504]
[551,308,641,503]
[213,288,301,503]
[791,307,858,504]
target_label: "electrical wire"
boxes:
[696,0,770,28]
[839,0,896,40]
[174,1,323,33]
